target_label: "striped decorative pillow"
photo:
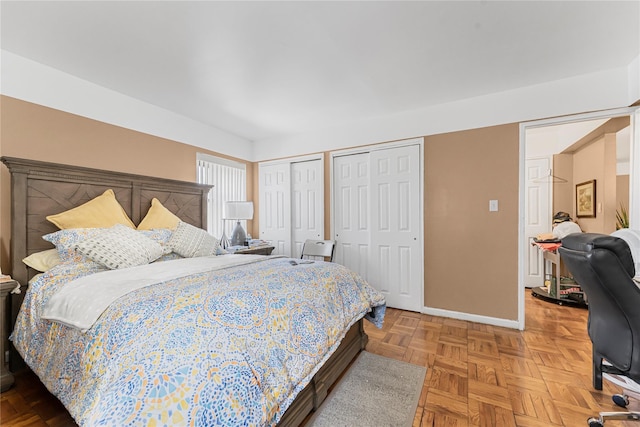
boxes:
[168,221,220,258]
[75,224,164,269]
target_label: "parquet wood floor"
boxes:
[1,293,637,426]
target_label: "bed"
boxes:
[1,157,386,427]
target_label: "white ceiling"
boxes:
[1,1,639,143]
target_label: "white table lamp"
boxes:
[224,201,254,246]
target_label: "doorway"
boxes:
[519,107,639,328]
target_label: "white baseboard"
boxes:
[422,306,521,330]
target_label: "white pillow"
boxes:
[75,224,164,269]
[168,221,220,258]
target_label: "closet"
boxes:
[332,140,423,312]
[258,156,324,257]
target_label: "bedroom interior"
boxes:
[1,1,640,426]
[0,156,385,426]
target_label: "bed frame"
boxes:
[1,156,367,426]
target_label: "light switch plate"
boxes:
[489,200,499,212]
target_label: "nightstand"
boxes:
[1,279,18,392]
[234,245,275,256]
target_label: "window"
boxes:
[196,153,247,239]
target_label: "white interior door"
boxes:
[370,145,422,311]
[333,153,371,281]
[259,163,291,256]
[524,157,551,288]
[291,159,324,258]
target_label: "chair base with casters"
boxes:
[588,412,640,427]
[559,233,640,426]
[587,357,640,426]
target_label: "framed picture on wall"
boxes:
[576,179,596,218]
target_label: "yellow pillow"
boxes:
[22,249,61,272]
[137,198,181,230]
[46,189,135,229]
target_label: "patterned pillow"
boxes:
[168,221,220,258]
[140,229,184,262]
[75,224,164,269]
[43,228,107,263]
[139,228,173,254]
[155,252,184,262]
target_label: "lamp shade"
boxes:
[224,201,254,220]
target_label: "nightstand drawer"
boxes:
[1,280,18,392]
[234,245,275,255]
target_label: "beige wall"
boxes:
[0,96,255,273]
[424,125,519,320]
[1,97,521,321]
[553,153,574,215]
[572,133,618,233]
[253,125,520,320]
[553,119,630,232]
[617,174,630,214]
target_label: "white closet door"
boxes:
[333,143,423,312]
[370,145,422,312]
[333,153,371,281]
[259,163,291,256]
[291,160,324,258]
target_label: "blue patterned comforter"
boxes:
[11,256,386,426]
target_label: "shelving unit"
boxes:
[531,284,587,307]
[530,243,587,308]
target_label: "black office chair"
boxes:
[559,233,640,426]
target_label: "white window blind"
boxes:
[197,154,247,239]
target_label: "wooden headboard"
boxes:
[1,156,212,295]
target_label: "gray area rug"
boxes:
[306,351,426,427]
